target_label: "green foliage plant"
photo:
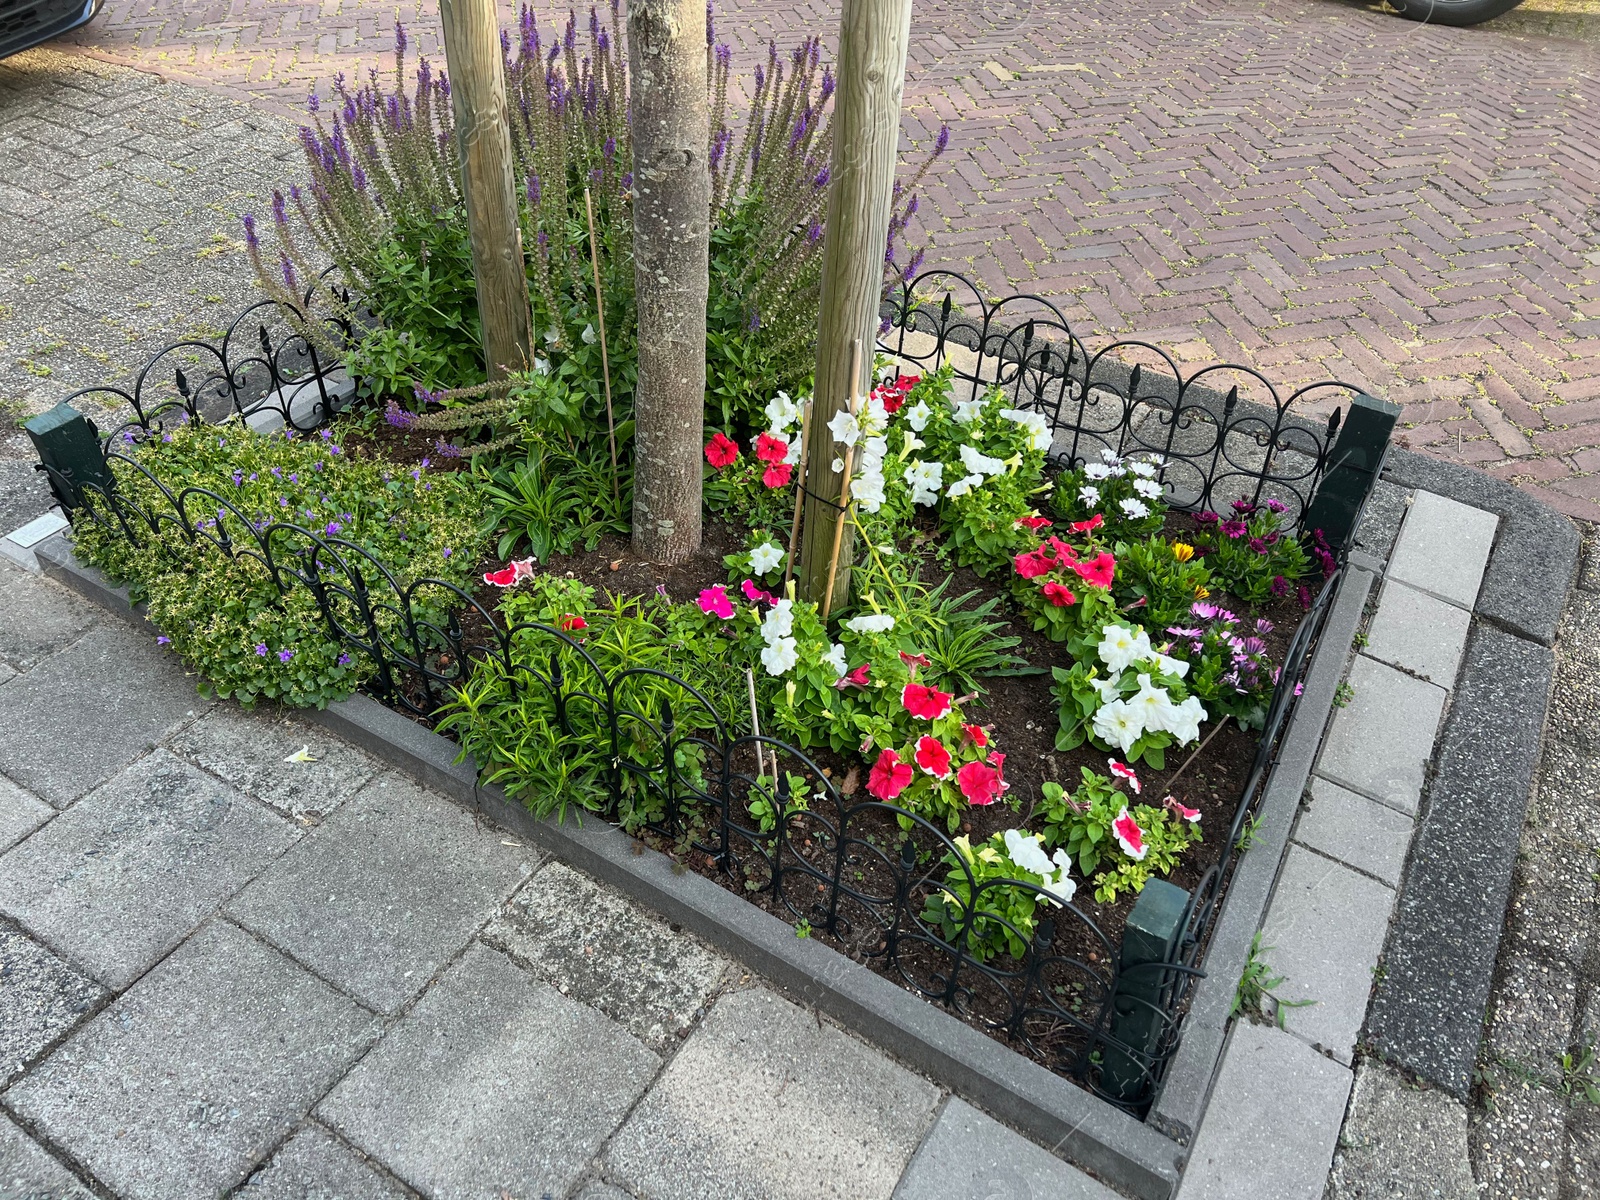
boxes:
[921,829,1075,963]
[1051,622,1208,769]
[1165,603,1277,731]
[1190,499,1311,605]
[1053,449,1168,539]
[1038,767,1202,903]
[1111,535,1212,629]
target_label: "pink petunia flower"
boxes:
[914,735,953,778]
[484,557,536,588]
[1070,513,1104,533]
[956,756,1006,806]
[1112,807,1148,860]
[1108,759,1141,794]
[902,682,953,721]
[1015,516,1053,532]
[762,462,793,489]
[1041,581,1077,607]
[835,663,871,690]
[697,585,735,620]
[1072,551,1116,590]
[742,579,776,605]
[1013,549,1053,580]
[754,432,789,464]
[867,749,914,800]
[961,723,990,751]
[704,432,738,468]
[1164,795,1202,823]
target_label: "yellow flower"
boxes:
[1172,542,1195,562]
[1194,585,1210,598]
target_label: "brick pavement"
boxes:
[22,0,1600,519]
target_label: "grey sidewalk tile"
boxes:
[1260,845,1396,1065]
[1363,579,1472,686]
[319,944,658,1200]
[0,1113,94,1200]
[6,921,378,1200]
[1385,490,1498,610]
[1315,655,1447,815]
[1176,1021,1352,1200]
[0,562,98,670]
[1294,777,1414,887]
[1326,1061,1476,1200]
[235,1125,410,1200]
[0,924,105,1086]
[227,773,534,1014]
[605,986,940,1200]
[0,622,209,808]
[576,1184,637,1200]
[0,748,298,989]
[1471,1082,1566,1200]
[0,773,54,854]
[482,862,730,1051]
[165,704,378,823]
[892,1097,1120,1199]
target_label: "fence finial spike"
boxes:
[175,368,190,399]
[1224,385,1238,416]
[1128,363,1141,394]
[1328,407,1342,437]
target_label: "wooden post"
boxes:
[438,0,534,381]
[798,0,913,610]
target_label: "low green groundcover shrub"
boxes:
[76,419,483,707]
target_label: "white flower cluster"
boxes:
[764,391,806,465]
[845,612,895,634]
[1002,829,1077,904]
[748,540,784,575]
[1089,623,1207,753]
[759,598,798,676]
[1080,448,1164,517]
[1001,408,1053,454]
[828,392,891,513]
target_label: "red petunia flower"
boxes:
[1041,581,1077,607]
[1112,807,1148,860]
[483,557,537,588]
[867,748,914,800]
[1070,513,1104,533]
[1014,550,1054,580]
[961,723,989,751]
[1108,759,1141,794]
[1165,795,1201,823]
[879,390,904,415]
[762,462,793,489]
[834,663,871,690]
[558,614,588,632]
[956,758,1004,806]
[704,432,739,468]
[902,682,953,721]
[1015,516,1053,532]
[1072,551,1116,590]
[914,735,953,779]
[754,432,789,464]
[898,651,932,671]
[1044,537,1078,562]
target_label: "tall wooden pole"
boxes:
[439,0,534,381]
[798,0,913,610]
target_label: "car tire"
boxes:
[1387,0,1525,25]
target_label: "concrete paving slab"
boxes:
[1364,579,1472,686]
[318,944,658,1200]
[1483,951,1578,1079]
[6,921,378,1200]
[605,986,940,1200]
[0,748,297,989]
[0,924,105,1087]
[1325,1061,1475,1200]
[1260,845,1396,1064]
[1470,1081,1566,1200]
[227,773,534,1014]
[1176,1021,1352,1200]
[1294,777,1414,888]
[1315,655,1447,815]
[893,1097,1120,1199]
[576,1184,637,1200]
[0,772,54,854]
[482,862,730,1051]
[0,561,98,670]
[0,621,208,808]
[234,1125,410,1200]
[0,1112,94,1200]
[1385,490,1498,610]
[165,704,378,823]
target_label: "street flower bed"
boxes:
[52,8,1350,1111]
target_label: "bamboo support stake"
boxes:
[819,341,863,622]
[745,667,767,782]
[781,398,812,591]
[584,187,620,503]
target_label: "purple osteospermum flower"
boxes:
[1266,498,1287,514]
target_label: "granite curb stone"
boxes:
[226,772,535,1014]
[604,985,939,1200]
[234,1125,411,1200]
[319,943,659,1200]
[1381,449,1580,647]
[0,748,297,989]
[0,924,105,1087]
[0,1113,94,1200]
[1363,579,1472,686]
[1384,490,1497,610]
[1293,777,1413,888]
[0,773,53,854]
[893,1097,1122,1199]
[1367,623,1557,1097]
[5,920,379,1200]
[1258,845,1397,1064]
[1315,655,1447,815]
[1175,1021,1352,1200]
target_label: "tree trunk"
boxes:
[439,0,534,381]
[799,0,913,610]
[628,0,710,564]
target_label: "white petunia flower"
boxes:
[822,642,848,678]
[1093,672,1125,704]
[905,400,932,432]
[852,468,887,513]
[784,434,803,465]
[760,598,795,644]
[952,399,984,425]
[862,395,889,434]
[1119,497,1150,519]
[845,613,895,634]
[900,430,925,454]
[904,459,945,507]
[1129,673,1180,734]
[945,472,985,500]
[1165,695,1208,745]
[831,457,845,474]
[860,436,888,470]
[1155,653,1189,679]
[1092,699,1144,753]
[959,443,1007,478]
[1084,463,1113,481]
[765,391,800,433]
[1079,485,1101,506]
[1098,624,1154,674]
[1001,408,1052,453]
[827,408,861,446]
[1004,828,1053,876]
[760,636,799,676]
[748,541,785,575]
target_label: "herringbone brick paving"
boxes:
[43,0,1600,519]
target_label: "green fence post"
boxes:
[1102,879,1188,1104]
[24,403,112,513]
[1301,392,1401,553]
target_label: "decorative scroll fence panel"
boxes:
[37,280,1365,1116]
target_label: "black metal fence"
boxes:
[39,277,1371,1115]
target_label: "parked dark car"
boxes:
[1,0,103,61]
